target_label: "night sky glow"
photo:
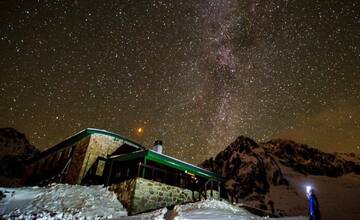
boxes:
[1,0,359,163]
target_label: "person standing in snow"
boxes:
[307,188,321,220]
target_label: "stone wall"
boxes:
[205,189,220,200]
[109,178,137,211]
[110,178,223,215]
[132,178,198,214]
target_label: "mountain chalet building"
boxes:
[23,128,222,214]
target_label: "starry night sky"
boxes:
[1,0,359,163]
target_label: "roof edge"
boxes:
[84,128,144,149]
[27,128,144,162]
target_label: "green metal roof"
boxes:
[108,150,223,181]
[146,150,223,181]
[28,128,144,162]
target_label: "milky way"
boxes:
[1,0,359,163]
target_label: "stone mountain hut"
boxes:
[22,128,222,214]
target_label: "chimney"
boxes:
[153,140,163,154]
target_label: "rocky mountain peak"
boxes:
[228,135,259,152]
[201,136,288,211]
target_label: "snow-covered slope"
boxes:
[168,199,306,220]
[268,163,360,220]
[0,184,127,219]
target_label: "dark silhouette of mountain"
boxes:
[0,128,39,184]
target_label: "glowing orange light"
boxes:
[137,127,144,134]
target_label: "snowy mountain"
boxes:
[0,128,39,186]
[201,136,288,213]
[201,136,360,220]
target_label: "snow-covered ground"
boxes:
[0,184,307,220]
[123,199,306,220]
[0,184,127,219]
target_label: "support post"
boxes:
[218,181,221,198]
[141,158,147,178]
[205,182,207,199]
[137,162,141,177]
